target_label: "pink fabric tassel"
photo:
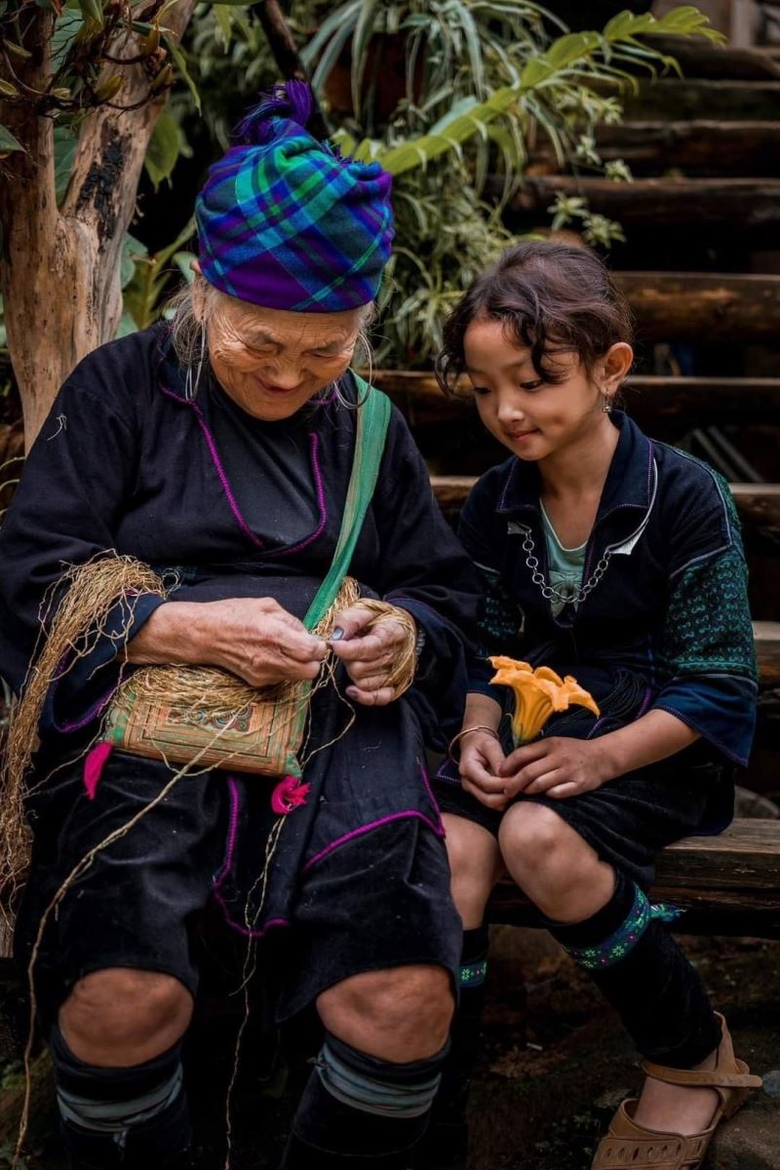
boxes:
[83,741,113,800]
[271,775,310,815]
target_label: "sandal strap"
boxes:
[593,1104,716,1170]
[641,1059,763,1090]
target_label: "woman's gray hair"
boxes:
[166,279,219,370]
[164,279,375,406]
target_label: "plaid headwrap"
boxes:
[195,82,394,312]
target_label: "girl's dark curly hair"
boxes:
[436,241,634,396]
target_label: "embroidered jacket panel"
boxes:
[459,412,757,767]
[0,325,480,748]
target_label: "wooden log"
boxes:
[538,120,780,176]
[754,620,780,685]
[640,35,780,81]
[507,176,780,240]
[430,475,780,535]
[488,820,780,938]
[372,371,780,425]
[616,272,780,343]
[620,79,780,121]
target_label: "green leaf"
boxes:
[0,124,24,156]
[173,250,197,282]
[120,233,147,290]
[144,110,182,190]
[544,31,599,71]
[163,33,201,114]
[76,0,103,26]
[212,3,233,49]
[351,0,381,118]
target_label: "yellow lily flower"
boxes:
[488,655,600,744]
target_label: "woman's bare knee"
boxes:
[60,968,193,1067]
[444,814,501,929]
[317,964,454,1063]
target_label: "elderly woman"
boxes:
[0,84,479,1170]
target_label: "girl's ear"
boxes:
[601,342,633,393]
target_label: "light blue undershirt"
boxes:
[540,502,587,616]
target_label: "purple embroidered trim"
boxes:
[420,762,443,823]
[276,432,328,557]
[190,400,265,549]
[159,383,328,557]
[212,777,292,938]
[637,684,653,719]
[212,776,242,892]
[303,810,445,874]
[53,687,117,734]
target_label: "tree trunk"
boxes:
[0,1,197,448]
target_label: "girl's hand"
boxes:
[329,603,415,707]
[459,731,510,810]
[499,737,614,800]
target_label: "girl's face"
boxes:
[201,289,364,421]
[463,317,632,464]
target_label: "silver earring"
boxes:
[601,396,612,413]
[185,329,206,401]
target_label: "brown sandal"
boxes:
[591,1014,762,1169]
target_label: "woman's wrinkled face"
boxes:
[201,289,364,421]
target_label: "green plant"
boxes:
[292,3,723,366]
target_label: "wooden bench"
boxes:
[487,818,780,940]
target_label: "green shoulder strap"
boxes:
[303,374,392,631]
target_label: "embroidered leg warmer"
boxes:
[50,1028,191,1169]
[547,869,722,1068]
[280,1031,449,1168]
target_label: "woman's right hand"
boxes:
[126,598,328,687]
[459,731,510,811]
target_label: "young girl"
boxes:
[425,241,761,1170]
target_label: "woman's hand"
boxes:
[329,603,415,706]
[459,731,509,810]
[126,598,328,687]
[498,737,613,800]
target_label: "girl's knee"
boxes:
[499,803,572,872]
[444,814,501,928]
[60,967,193,1065]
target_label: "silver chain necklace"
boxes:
[521,528,612,608]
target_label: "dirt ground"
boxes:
[1,926,777,1170]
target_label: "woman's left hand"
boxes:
[329,603,415,706]
[498,737,615,800]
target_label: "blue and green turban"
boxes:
[195,81,395,313]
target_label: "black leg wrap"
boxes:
[417,926,489,1170]
[590,920,722,1068]
[281,1034,449,1169]
[546,872,721,1068]
[51,1027,191,1169]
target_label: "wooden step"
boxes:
[641,35,780,81]
[621,79,780,121]
[754,620,780,684]
[534,121,780,176]
[507,176,780,241]
[616,272,780,344]
[488,818,780,937]
[374,371,780,425]
[429,476,780,536]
